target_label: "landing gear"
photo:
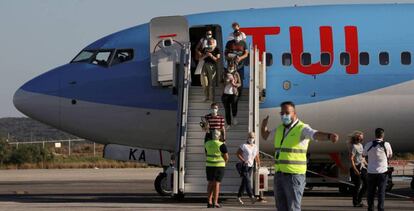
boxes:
[154,172,171,196]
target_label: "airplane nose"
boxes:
[13,70,61,127]
[13,88,31,115]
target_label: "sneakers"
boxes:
[207,203,213,208]
[214,203,222,208]
[232,117,238,125]
[237,197,244,205]
[257,197,267,203]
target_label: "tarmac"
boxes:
[0,168,412,211]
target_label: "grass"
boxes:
[0,154,148,170]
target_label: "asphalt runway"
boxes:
[0,168,412,211]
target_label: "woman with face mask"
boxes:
[196,29,219,102]
[236,132,260,205]
[348,131,368,207]
[222,61,241,129]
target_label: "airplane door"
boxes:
[150,16,189,86]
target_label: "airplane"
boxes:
[13,3,414,196]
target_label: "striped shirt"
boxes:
[205,114,225,130]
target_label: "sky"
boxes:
[1,0,414,117]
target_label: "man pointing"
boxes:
[261,101,339,211]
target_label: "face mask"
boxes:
[206,34,212,39]
[234,36,242,42]
[247,138,254,144]
[228,67,235,73]
[212,108,218,115]
[281,114,292,125]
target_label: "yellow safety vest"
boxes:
[205,140,226,167]
[274,121,309,174]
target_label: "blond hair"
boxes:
[348,130,364,144]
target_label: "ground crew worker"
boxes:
[363,128,393,211]
[261,101,339,211]
[205,129,228,208]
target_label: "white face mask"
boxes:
[247,138,254,144]
[234,36,242,42]
[211,108,218,115]
[206,34,212,39]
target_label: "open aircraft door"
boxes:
[150,16,189,87]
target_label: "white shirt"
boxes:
[239,143,259,167]
[268,119,318,147]
[363,139,393,174]
[228,32,247,41]
[223,73,235,95]
[349,143,365,167]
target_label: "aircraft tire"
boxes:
[154,172,171,196]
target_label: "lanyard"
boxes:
[280,121,299,147]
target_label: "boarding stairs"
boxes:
[171,43,267,196]
[184,87,250,193]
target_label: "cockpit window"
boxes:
[72,50,96,63]
[71,48,134,67]
[111,49,134,66]
[92,50,113,67]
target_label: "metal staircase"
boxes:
[184,87,250,193]
[173,45,264,196]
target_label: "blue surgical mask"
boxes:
[281,114,292,125]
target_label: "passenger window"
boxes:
[72,50,96,63]
[282,53,292,66]
[92,50,113,67]
[112,49,134,66]
[359,52,369,65]
[340,52,350,66]
[301,53,311,66]
[401,51,411,65]
[320,52,331,66]
[379,52,389,65]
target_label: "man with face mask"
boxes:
[228,22,246,41]
[225,26,249,101]
[203,103,226,142]
[205,129,229,208]
[261,101,339,211]
[196,29,220,102]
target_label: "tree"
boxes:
[0,139,10,166]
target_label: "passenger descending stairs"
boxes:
[185,86,250,193]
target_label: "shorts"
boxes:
[206,167,225,182]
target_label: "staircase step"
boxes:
[187,124,248,132]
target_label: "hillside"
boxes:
[0,117,78,142]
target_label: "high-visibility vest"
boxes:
[205,140,226,167]
[274,121,309,174]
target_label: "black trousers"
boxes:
[350,166,367,205]
[238,166,253,198]
[221,94,238,125]
[367,173,388,211]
